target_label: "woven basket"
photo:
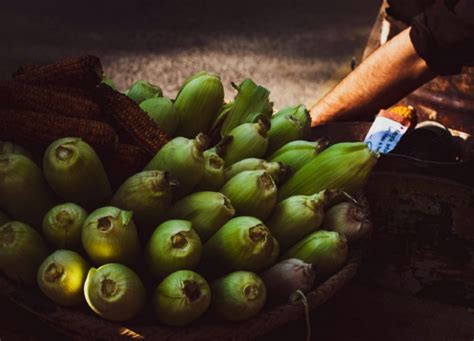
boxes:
[0,247,360,340]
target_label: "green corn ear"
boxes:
[220,79,273,136]
[283,230,348,276]
[266,105,311,155]
[268,139,327,172]
[203,216,276,272]
[0,154,54,226]
[264,237,280,269]
[218,119,270,165]
[224,158,290,185]
[139,97,179,136]
[145,220,202,279]
[144,133,209,195]
[273,105,311,136]
[194,149,226,191]
[265,194,324,250]
[82,207,140,266]
[110,170,179,228]
[126,80,163,104]
[220,170,277,221]
[0,221,48,285]
[0,141,34,160]
[43,137,112,209]
[278,142,379,201]
[170,191,235,242]
[174,71,224,138]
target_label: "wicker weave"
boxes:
[0,247,360,340]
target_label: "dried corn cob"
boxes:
[0,109,118,157]
[0,81,102,120]
[96,84,170,154]
[11,63,42,77]
[106,144,151,187]
[12,55,103,88]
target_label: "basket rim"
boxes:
[0,246,360,340]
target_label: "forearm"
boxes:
[309,28,436,126]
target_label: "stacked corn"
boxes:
[0,56,384,327]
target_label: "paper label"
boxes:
[364,116,408,154]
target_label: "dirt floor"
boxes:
[1,0,379,108]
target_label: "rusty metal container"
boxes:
[363,1,474,134]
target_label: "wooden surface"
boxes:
[1,279,473,340]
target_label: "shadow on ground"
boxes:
[1,0,379,108]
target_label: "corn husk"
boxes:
[0,141,34,160]
[283,230,348,276]
[0,154,54,226]
[84,263,146,321]
[224,158,290,185]
[0,221,48,285]
[170,191,235,242]
[268,139,328,172]
[194,150,226,191]
[145,220,202,278]
[81,207,140,266]
[126,80,162,104]
[211,271,266,321]
[220,79,273,136]
[174,72,224,138]
[37,250,90,307]
[101,75,117,90]
[264,236,280,269]
[42,203,87,249]
[139,97,179,136]
[203,216,276,272]
[266,194,324,250]
[278,142,379,201]
[266,105,310,155]
[144,134,209,195]
[154,270,211,326]
[43,137,112,209]
[110,170,178,228]
[218,120,270,166]
[220,170,277,220]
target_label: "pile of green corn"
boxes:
[0,71,377,326]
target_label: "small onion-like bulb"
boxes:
[323,201,373,243]
[84,263,146,321]
[153,270,211,326]
[211,271,266,321]
[42,203,87,249]
[37,250,90,306]
[261,259,315,300]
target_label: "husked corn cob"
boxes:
[12,55,103,87]
[0,81,102,120]
[106,144,151,187]
[0,109,118,157]
[96,84,170,155]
